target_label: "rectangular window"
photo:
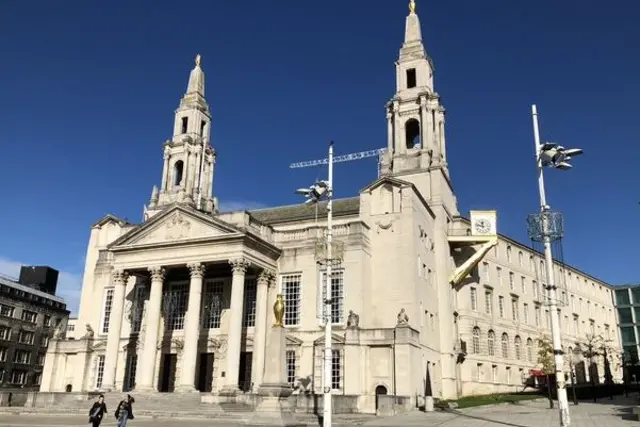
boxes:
[125,354,138,391]
[0,348,6,362]
[485,291,493,315]
[131,283,149,333]
[243,277,257,327]
[497,267,502,286]
[618,307,633,324]
[100,288,115,334]
[13,349,31,364]
[482,262,489,282]
[616,289,631,305]
[44,315,52,327]
[523,303,529,324]
[0,326,10,341]
[18,330,34,345]
[492,365,498,383]
[532,280,538,298]
[320,271,345,324]
[11,370,26,385]
[477,363,484,382]
[535,306,541,326]
[37,353,45,366]
[181,117,188,134]
[0,304,14,318]
[331,349,342,390]
[521,276,526,294]
[509,272,514,290]
[574,316,580,334]
[41,335,49,347]
[498,296,505,318]
[406,68,417,88]
[282,274,302,326]
[95,355,105,389]
[470,287,477,311]
[34,372,42,386]
[286,350,297,386]
[165,282,188,331]
[203,279,224,329]
[511,298,519,321]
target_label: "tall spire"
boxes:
[186,53,205,96]
[401,1,425,60]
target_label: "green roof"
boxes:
[249,197,360,224]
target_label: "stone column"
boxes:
[136,266,165,391]
[222,258,250,393]
[177,262,206,392]
[386,110,393,153]
[101,270,128,391]
[251,269,275,391]
[161,150,170,191]
[420,96,429,149]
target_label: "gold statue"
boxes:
[195,54,202,67]
[273,294,285,328]
[409,0,416,14]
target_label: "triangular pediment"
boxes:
[109,205,243,248]
[360,176,413,194]
[313,333,345,346]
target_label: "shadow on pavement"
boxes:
[444,409,530,427]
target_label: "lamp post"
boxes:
[529,104,583,426]
[295,141,335,427]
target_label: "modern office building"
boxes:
[613,285,640,361]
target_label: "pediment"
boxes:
[109,205,243,248]
[313,333,345,346]
[360,176,413,194]
[91,340,106,351]
[246,334,303,346]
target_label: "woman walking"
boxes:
[88,394,107,427]
[114,394,135,427]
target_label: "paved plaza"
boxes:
[0,397,638,426]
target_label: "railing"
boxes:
[273,222,364,243]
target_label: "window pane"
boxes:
[616,289,630,305]
[619,308,633,324]
[632,288,640,305]
[621,326,635,344]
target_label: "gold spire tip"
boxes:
[195,54,202,67]
[409,0,416,14]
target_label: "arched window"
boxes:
[173,160,184,187]
[487,330,495,357]
[405,119,421,149]
[527,338,533,361]
[501,333,509,358]
[514,336,522,360]
[472,327,480,354]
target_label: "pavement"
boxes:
[0,395,638,426]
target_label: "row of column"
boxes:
[100,258,277,393]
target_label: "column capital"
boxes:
[187,262,206,279]
[148,266,166,282]
[112,270,129,285]
[229,258,250,275]
[419,95,428,106]
[257,269,276,286]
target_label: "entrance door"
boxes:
[375,385,388,412]
[197,353,215,392]
[159,354,177,392]
[238,352,253,392]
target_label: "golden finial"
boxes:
[409,0,416,14]
[195,54,202,67]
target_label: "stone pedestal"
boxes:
[246,326,303,427]
[424,396,434,412]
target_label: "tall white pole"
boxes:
[531,105,571,426]
[323,141,334,427]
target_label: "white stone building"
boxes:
[40,3,621,405]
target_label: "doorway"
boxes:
[238,352,253,392]
[159,354,177,392]
[375,385,388,412]
[197,353,215,392]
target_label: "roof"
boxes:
[249,197,360,225]
[0,275,65,304]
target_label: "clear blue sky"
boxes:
[0,0,638,310]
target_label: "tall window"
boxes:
[487,330,495,356]
[506,246,512,262]
[535,306,541,326]
[243,278,257,327]
[521,276,526,294]
[95,355,105,389]
[286,350,297,387]
[523,303,529,324]
[496,267,502,286]
[321,271,344,324]
[501,333,509,358]
[526,338,533,361]
[485,290,493,315]
[100,288,115,334]
[511,298,519,321]
[514,336,522,360]
[498,296,505,318]
[532,280,538,298]
[202,279,223,329]
[482,262,489,282]
[125,354,138,391]
[518,251,523,266]
[164,282,188,330]
[472,327,480,354]
[131,283,149,333]
[282,274,302,326]
[331,349,342,390]
[509,272,514,290]
[470,288,477,311]
[21,310,37,324]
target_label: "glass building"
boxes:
[614,285,640,361]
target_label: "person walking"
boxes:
[114,394,135,427]
[88,394,107,427]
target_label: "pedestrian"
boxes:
[88,394,107,427]
[114,394,135,427]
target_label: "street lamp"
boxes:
[295,141,335,427]
[528,104,583,427]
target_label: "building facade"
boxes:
[0,270,69,390]
[613,285,640,361]
[40,3,622,406]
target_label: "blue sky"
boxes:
[0,0,638,313]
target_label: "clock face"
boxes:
[474,219,492,234]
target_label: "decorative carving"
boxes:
[187,262,206,279]
[52,325,65,340]
[376,220,394,234]
[112,270,128,285]
[229,258,250,275]
[346,310,360,329]
[418,225,427,241]
[396,308,409,326]
[273,294,285,328]
[208,337,228,358]
[165,213,191,240]
[257,269,276,286]
[84,324,95,339]
[148,266,166,282]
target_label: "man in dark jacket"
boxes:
[88,394,107,427]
